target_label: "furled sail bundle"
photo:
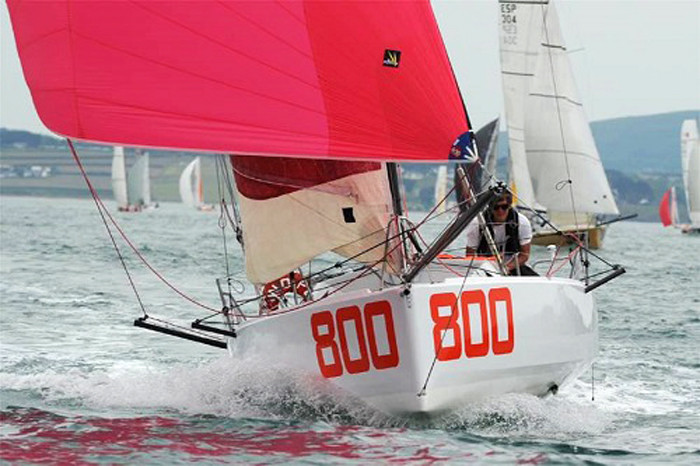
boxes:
[8,0,471,283]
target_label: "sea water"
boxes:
[1,196,698,464]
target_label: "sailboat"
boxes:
[8,0,625,416]
[498,0,619,249]
[111,146,131,212]
[680,119,700,233]
[434,165,448,214]
[111,146,155,212]
[179,157,213,211]
[658,187,679,228]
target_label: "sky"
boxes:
[1,0,699,136]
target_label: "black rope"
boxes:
[67,139,148,317]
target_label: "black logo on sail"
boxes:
[383,49,401,68]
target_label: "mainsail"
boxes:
[681,119,700,227]
[499,0,618,220]
[7,1,471,283]
[111,146,128,209]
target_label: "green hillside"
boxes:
[592,110,699,174]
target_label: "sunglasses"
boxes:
[492,203,510,212]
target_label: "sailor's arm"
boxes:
[506,243,530,271]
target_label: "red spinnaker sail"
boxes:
[659,189,672,227]
[7,1,468,162]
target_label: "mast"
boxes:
[386,162,404,217]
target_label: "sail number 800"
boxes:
[431,287,514,360]
[310,301,399,378]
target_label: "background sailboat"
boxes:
[179,157,213,211]
[499,0,619,248]
[111,147,157,212]
[680,119,700,233]
[434,165,448,214]
[111,146,129,211]
[658,187,679,228]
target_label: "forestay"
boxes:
[7,0,468,162]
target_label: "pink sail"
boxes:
[7,1,469,162]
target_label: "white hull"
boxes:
[230,275,597,416]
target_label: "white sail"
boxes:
[127,151,151,207]
[671,186,680,227]
[681,119,700,227]
[179,157,199,208]
[498,0,544,209]
[523,1,618,218]
[434,165,448,214]
[231,158,400,285]
[111,146,128,209]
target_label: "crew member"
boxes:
[465,192,537,276]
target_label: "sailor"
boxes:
[465,192,537,276]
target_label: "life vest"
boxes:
[477,208,520,257]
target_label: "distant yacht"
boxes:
[679,119,700,233]
[179,157,214,211]
[111,146,157,212]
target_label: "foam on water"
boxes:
[1,349,613,437]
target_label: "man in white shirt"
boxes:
[465,192,537,276]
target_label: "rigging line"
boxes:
[215,156,233,285]
[70,141,220,313]
[539,3,580,231]
[216,156,243,245]
[67,139,147,317]
[418,256,473,398]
